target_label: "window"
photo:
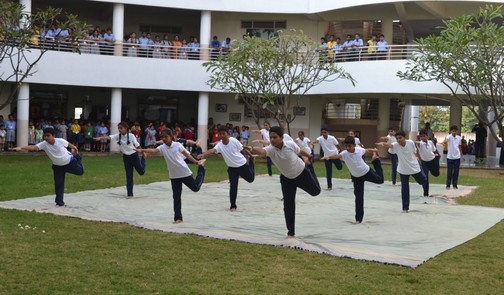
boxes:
[74,107,83,120]
[241,20,287,39]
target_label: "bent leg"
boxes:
[296,167,321,196]
[184,166,206,192]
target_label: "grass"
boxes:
[1,153,504,294]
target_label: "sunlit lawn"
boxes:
[1,153,504,294]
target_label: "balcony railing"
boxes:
[27,36,419,62]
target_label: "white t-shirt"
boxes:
[295,137,311,154]
[417,140,436,162]
[283,133,294,143]
[110,133,140,155]
[387,135,397,154]
[354,137,362,146]
[392,140,421,175]
[260,128,270,143]
[157,142,192,179]
[265,140,305,179]
[340,147,370,178]
[36,138,72,166]
[214,137,247,168]
[317,135,339,156]
[446,134,461,160]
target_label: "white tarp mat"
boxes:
[2,175,503,268]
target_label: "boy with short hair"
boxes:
[310,128,343,190]
[12,128,84,206]
[444,125,464,189]
[376,130,426,213]
[416,129,441,197]
[248,126,320,237]
[379,127,398,185]
[323,136,383,223]
[199,125,255,211]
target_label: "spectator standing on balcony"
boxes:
[221,37,232,54]
[179,39,189,59]
[88,29,102,55]
[310,128,343,190]
[102,28,116,55]
[172,35,182,59]
[5,115,16,149]
[342,34,353,62]
[210,35,221,60]
[377,34,388,60]
[44,24,61,47]
[188,37,200,60]
[138,31,152,58]
[126,32,139,57]
[161,34,171,58]
[348,33,364,61]
[333,37,344,62]
[152,35,164,59]
[367,34,378,60]
[326,35,336,62]
[316,37,328,62]
[472,121,487,163]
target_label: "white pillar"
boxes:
[19,0,31,28]
[377,97,391,157]
[401,101,411,133]
[198,92,209,151]
[200,11,212,61]
[381,18,394,59]
[409,105,419,140]
[113,3,124,56]
[449,98,462,133]
[309,96,324,156]
[17,83,30,147]
[110,88,122,152]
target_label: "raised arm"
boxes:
[182,149,205,165]
[376,142,393,148]
[252,139,269,145]
[93,135,111,141]
[136,147,160,155]
[198,148,217,159]
[321,153,342,160]
[11,145,39,152]
[251,129,262,134]
[248,145,267,156]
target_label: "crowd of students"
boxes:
[316,33,389,62]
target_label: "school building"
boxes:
[0,0,501,156]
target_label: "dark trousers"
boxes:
[421,157,440,196]
[266,156,273,176]
[228,158,255,209]
[446,158,461,188]
[399,172,426,211]
[324,158,343,188]
[475,141,486,159]
[123,152,146,197]
[388,152,398,184]
[52,155,84,206]
[281,166,321,236]
[171,165,205,221]
[352,159,384,222]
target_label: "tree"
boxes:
[203,30,355,134]
[0,1,89,110]
[397,4,504,159]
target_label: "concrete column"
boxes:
[200,11,211,61]
[110,88,122,152]
[17,83,30,147]
[19,0,31,28]
[377,97,391,157]
[449,98,462,133]
[113,3,124,56]
[309,96,325,156]
[198,92,209,151]
[409,105,419,140]
[401,101,411,133]
[381,18,394,60]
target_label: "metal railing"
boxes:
[26,36,419,62]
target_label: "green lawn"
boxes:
[1,154,503,294]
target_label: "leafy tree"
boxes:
[419,105,478,133]
[0,1,89,110]
[204,30,355,134]
[398,4,504,148]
